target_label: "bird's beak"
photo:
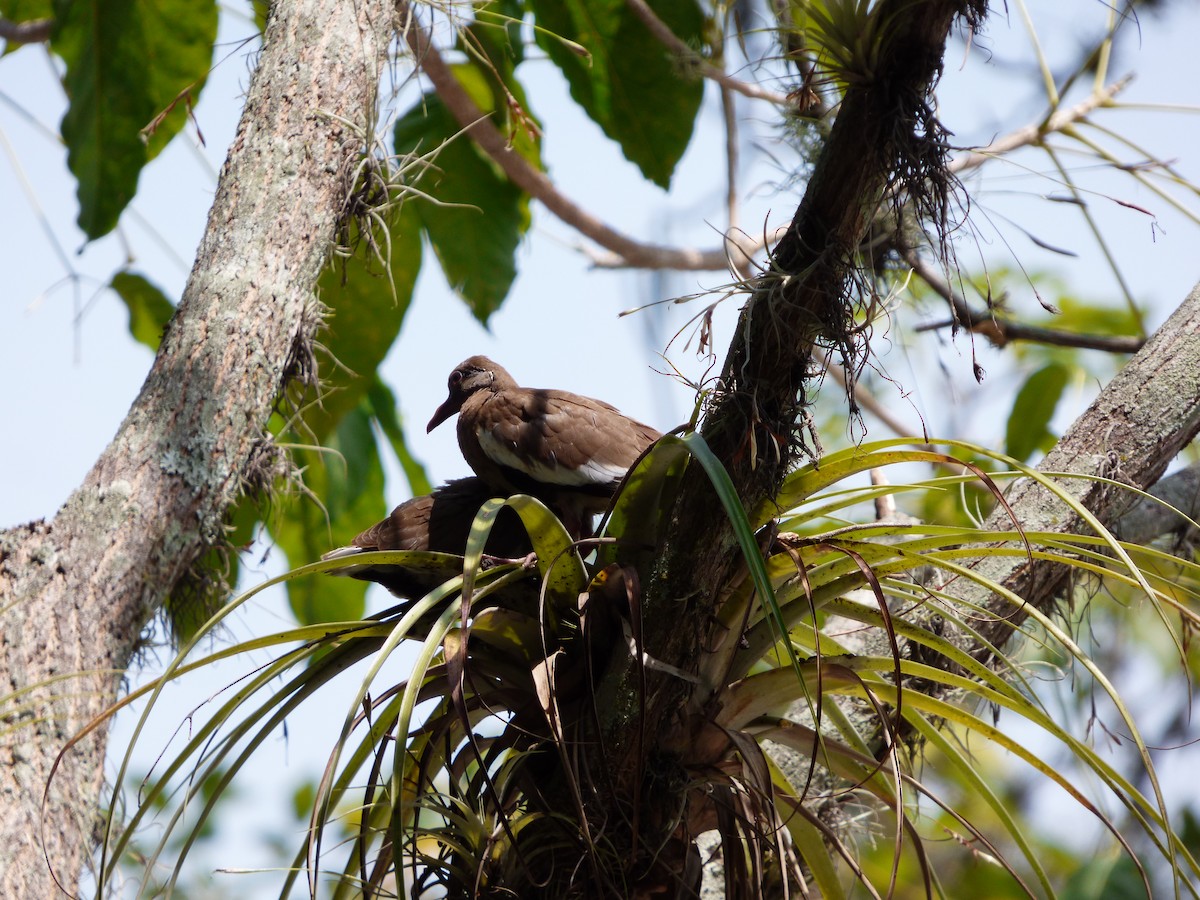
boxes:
[427,395,460,433]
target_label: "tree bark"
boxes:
[0,0,393,892]
[956,282,1200,657]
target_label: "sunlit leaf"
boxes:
[52,0,218,237]
[110,270,175,352]
[393,64,536,323]
[529,0,704,187]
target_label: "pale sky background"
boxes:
[3,1,1200,894]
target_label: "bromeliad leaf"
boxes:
[52,0,217,238]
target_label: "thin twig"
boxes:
[948,76,1131,176]
[903,246,1144,353]
[0,17,52,45]
[721,85,738,233]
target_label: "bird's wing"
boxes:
[477,390,660,488]
[350,495,435,552]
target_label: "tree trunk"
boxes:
[0,0,393,892]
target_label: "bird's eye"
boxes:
[450,371,463,387]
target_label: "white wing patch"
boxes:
[478,428,626,486]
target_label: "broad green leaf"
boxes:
[273,404,386,624]
[312,201,422,438]
[52,0,217,238]
[393,66,535,323]
[366,380,432,496]
[110,270,175,352]
[530,0,704,187]
[1005,362,1069,462]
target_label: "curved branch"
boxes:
[904,246,1146,353]
[397,1,759,273]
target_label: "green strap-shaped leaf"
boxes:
[110,270,175,352]
[530,0,704,188]
[393,64,536,324]
[52,0,218,238]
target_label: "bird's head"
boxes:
[426,356,509,432]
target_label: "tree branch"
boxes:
[0,17,52,45]
[397,2,760,273]
[1115,460,1200,546]
[0,0,394,891]
[613,0,986,816]
[947,76,1131,177]
[904,246,1146,353]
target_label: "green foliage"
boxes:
[272,405,385,624]
[0,0,51,57]
[313,201,423,435]
[393,64,536,324]
[0,0,51,21]
[530,0,705,188]
[51,0,218,238]
[110,270,175,352]
[1006,362,1069,462]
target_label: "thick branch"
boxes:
[0,0,393,892]
[1115,461,1200,546]
[629,0,985,778]
[955,282,1200,656]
